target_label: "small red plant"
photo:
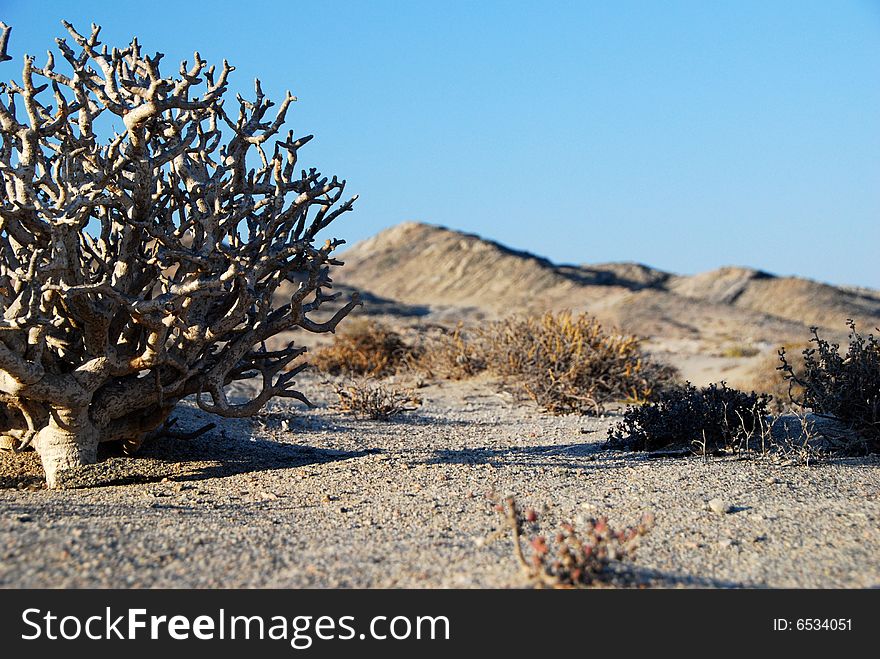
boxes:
[500,496,653,588]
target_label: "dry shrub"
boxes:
[410,323,487,380]
[720,343,760,358]
[780,321,880,453]
[499,496,652,588]
[478,311,678,414]
[333,379,422,420]
[312,320,416,377]
[606,382,772,453]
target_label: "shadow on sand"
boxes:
[624,566,758,589]
[422,442,617,471]
[53,423,377,489]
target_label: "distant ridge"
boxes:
[335,222,880,342]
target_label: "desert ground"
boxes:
[2,222,879,589]
[2,370,879,589]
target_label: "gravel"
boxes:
[1,373,879,588]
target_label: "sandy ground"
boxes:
[1,373,879,589]
[644,337,767,388]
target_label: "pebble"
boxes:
[708,498,732,515]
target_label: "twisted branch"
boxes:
[0,21,360,466]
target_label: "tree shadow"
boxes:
[0,473,45,490]
[256,410,360,433]
[55,427,378,489]
[391,413,503,429]
[292,409,498,430]
[259,403,501,431]
[423,442,617,470]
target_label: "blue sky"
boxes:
[3,1,879,287]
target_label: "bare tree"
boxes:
[0,22,360,486]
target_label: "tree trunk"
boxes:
[34,408,99,488]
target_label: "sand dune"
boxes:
[333,222,879,345]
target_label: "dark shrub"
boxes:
[606,382,772,452]
[780,321,880,453]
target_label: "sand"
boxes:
[1,373,878,589]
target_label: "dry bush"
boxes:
[333,379,421,420]
[312,320,416,377]
[749,346,807,413]
[478,311,678,414]
[780,321,880,453]
[771,409,826,465]
[720,343,760,358]
[606,382,772,453]
[499,496,652,588]
[410,323,486,380]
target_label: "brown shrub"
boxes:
[312,320,416,377]
[326,313,678,417]
[410,323,487,380]
[477,311,678,414]
[333,379,422,420]
[720,343,760,358]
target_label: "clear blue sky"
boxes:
[3,1,879,287]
